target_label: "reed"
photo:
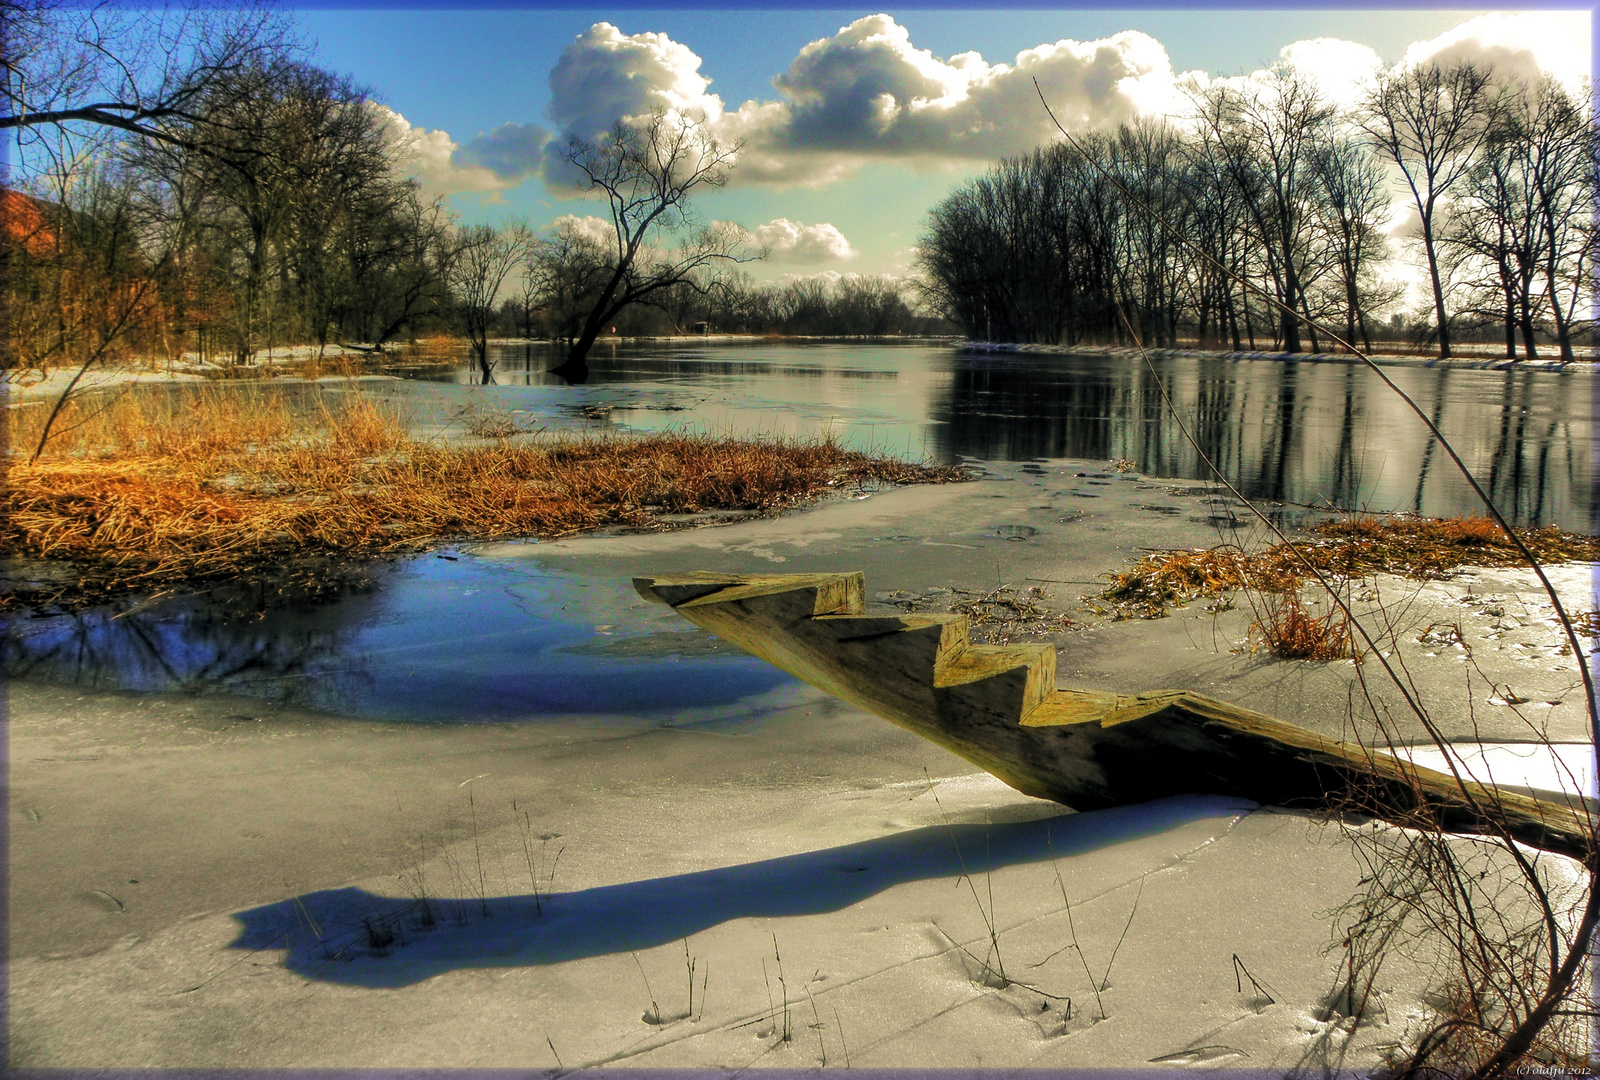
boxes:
[4,386,966,608]
[1101,517,1600,620]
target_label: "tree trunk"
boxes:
[1420,215,1452,358]
[1541,258,1574,362]
[1503,290,1516,359]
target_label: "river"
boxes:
[6,339,1592,718]
[420,339,1593,532]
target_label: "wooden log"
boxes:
[635,571,1595,860]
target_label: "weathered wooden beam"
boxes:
[635,571,1595,860]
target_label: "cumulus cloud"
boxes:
[1402,12,1590,96]
[549,214,616,249]
[374,105,512,198]
[527,16,1191,188]
[454,121,550,182]
[752,218,858,263]
[737,15,1185,173]
[540,21,730,185]
[1276,38,1384,111]
[549,22,726,138]
[387,13,1593,204]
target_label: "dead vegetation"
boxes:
[1100,518,1600,621]
[1246,589,1358,661]
[874,584,1081,644]
[951,585,1081,644]
[3,386,966,609]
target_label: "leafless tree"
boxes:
[134,61,400,361]
[1514,77,1593,362]
[554,108,760,374]
[523,218,611,347]
[1,0,296,159]
[1441,76,1594,361]
[1446,112,1548,359]
[1192,70,1335,353]
[337,180,454,352]
[1312,132,1394,353]
[447,222,531,381]
[1361,60,1496,358]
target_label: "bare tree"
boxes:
[553,108,759,376]
[1192,70,1335,353]
[134,61,396,362]
[1361,60,1496,358]
[447,222,531,381]
[1516,77,1593,362]
[523,218,610,347]
[337,180,454,352]
[1,0,295,157]
[1312,132,1393,353]
[1446,107,1548,359]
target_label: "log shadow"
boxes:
[229,793,1254,988]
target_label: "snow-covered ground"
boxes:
[10,460,1595,1069]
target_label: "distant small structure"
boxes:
[690,321,712,335]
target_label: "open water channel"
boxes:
[7,340,1593,723]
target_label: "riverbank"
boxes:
[960,339,1596,372]
[2,336,962,401]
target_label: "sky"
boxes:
[299,7,1594,283]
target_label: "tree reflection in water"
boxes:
[3,553,794,722]
[3,560,390,707]
[931,353,1589,527]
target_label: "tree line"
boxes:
[7,47,457,374]
[4,3,941,386]
[918,63,1595,360]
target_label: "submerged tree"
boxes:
[549,108,759,377]
[447,222,531,381]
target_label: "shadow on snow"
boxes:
[229,793,1255,988]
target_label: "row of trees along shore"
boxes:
[8,4,1593,380]
[6,95,939,382]
[919,64,1596,360]
[3,1,942,386]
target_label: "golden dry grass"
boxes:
[4,386,966,607]
[1247,590,1357,661]
[1102,516,1600,619]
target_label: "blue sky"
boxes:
[298,8,1592,280]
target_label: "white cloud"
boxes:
[745,16,1184,165]
[547,21,726,141]
[1402,12,1590,96]
[549,214,616,249]
[1276,38,1384,111]
[541,21,733,187]
[390,12,1596,207]
[532,17,1191,189]
[374,105,512,198]
[752,218,858,263]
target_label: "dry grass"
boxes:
[1102,516,1600,620]
[1247,590,1357,661]
[950,585,1081,644]
[4,386,967,608]
[1099,515,1598,661]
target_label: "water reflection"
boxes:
[3,554,790,723]
[931,352,1590,528]
[409,341,1589,529]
